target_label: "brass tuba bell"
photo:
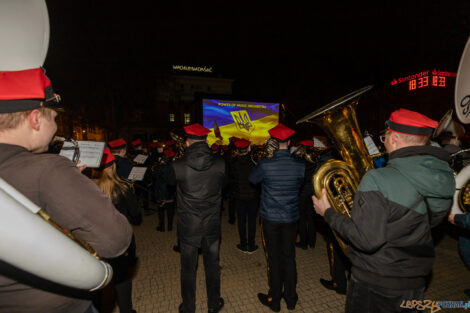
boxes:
[297,85,374,253]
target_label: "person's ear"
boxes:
[185,140,189,147]
[391,132,400,148]
[28,109,41,131]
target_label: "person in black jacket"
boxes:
[167,123,225,313]
[296,139,317,250]
[109,138,133,180]
[230,139,259,253]
[249,124,305,312]
[314,147,350,295]
[153,148,176,232]
[93,147,140,313]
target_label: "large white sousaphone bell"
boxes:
[451,36,470,214]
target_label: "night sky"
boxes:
[44,0,470,130]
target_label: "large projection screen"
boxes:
[203,99,280,145]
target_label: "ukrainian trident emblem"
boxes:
[231,110,255,134]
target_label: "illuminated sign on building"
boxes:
[172,65,213,73]
[390,69,457,91]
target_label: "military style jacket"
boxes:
[325,145,455,289]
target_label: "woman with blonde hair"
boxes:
[93,147,140,313]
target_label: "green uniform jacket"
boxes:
[325,145,455,289]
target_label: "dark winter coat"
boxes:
[230,154,258,200]
[300,160,316,197]
[168,141,225,247]
[153,163,175,201]
[114,155,133,180]
[113,188,142,225]
[249,149,305,223]
[325,145,455,289]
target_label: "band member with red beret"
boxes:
[131,139,143,153]
[93,147,140,313]
[109,138,133,180]
[167,123,225,313]
[249,123,305,312]
[0,68,132,313]
[230,139,259,253]
[313,109,455,313]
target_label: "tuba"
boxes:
[297,85,374,253]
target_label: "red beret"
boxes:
[299,140,314,147]
[108,138,127,149]
[268,123,295,141]
[164,148,175,157]
[184,123,211,138]
[211,143,219,151]
[100,147,115,168]
[386,109,438,136]
[131,139,142,147]
[166,140,175,146]
[229,136,239,142]
[234,139,251,149]
[0,68,62,113]
[221,145,229,151]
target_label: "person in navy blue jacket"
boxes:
[249,123,305,312]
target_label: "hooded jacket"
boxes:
[168,141,225,247]
[324,145,455,289]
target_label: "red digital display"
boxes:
[409,76,444,91]
[391,69,456,92]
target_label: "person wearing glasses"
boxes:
[313,109,455,313]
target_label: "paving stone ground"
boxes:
[108,205,470,313]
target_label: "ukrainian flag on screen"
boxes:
[203,99,280,145]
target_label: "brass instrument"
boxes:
[170,131,186,159]
[250,138,279,165]
[458,180,470,213]
[296,85,374,253]
[231,146,250,159]
[292,145,319,164]
[452,163,470,214]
